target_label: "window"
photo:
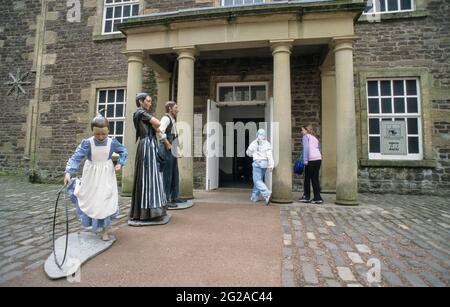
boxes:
[363,0,415,14]
[217,83,268,104]
[97,88,126,143]
[367,79,422,160]
[103,0,140,34]
[222,0,266,6]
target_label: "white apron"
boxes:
[73,137,118,220]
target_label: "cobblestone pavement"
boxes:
[1,176,449,286]
[0,176,130,284]
[281,194,450,287]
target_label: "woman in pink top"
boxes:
[299,124,323,204]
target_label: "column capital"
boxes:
[270,40,294,55]
[319,65,335,77]
[155,71,172,82]
[173,46,198,61]
[330,36,358,53]
[122,50,144,63]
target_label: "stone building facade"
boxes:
[0,0,449,201]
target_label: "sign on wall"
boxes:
[381,121,407,155]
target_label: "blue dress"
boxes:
[65,137,128,230]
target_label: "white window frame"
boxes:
[97,88,127,143]
[216,82,269,106]
[102,0,140,35]
[221,0,267,7]
[367,78,423,160]
[363,0,415,15]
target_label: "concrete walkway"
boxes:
[1,176,449,287]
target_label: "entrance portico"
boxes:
[119,1,365,205]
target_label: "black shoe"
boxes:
[299,195,311,203]
[167,202,178,208]
[312,199,324,204]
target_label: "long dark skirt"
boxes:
[130,137,167,221]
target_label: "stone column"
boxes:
[155,72,171,118]
[332,37,358,205]
[122,50,144,195]
[320,66,337,193]
[270,40,293,203]
[174,47,197,199]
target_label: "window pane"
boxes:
[244,0,254,4]
[369,137,380,153]
[106,7,113,19]
[114,6,122,18]
[407,98,418,113]
[381,98,392,113]
[393,80,404,96]
[387,0,398,11]
[116,104,124,117]
[98,104,106,115]
[116,121,124,135]
[109,121,115,133]
[219,87,233,102]
[394,97,405,113]
[407,118,418,134]
[104,20,112,33]
[369,118,380,135]
[406,80,417,95]
[113,20,120,32]
[106,0,113,4]
[367,81,378,96]
[116,89,124,102]
[224,0,234,5]
[368,98,379,114]
[380,80,391,96]
[107,90,115,103]
[132,4,139,16]
[235,0,244,5]
[408,137,419,154]
[400,0,412,10]
[235,86,249,101]
[123,5,131,17]
[251,85,266,101]
[107,106,114,118]
[380,0,386,12]
[116,136,123,144]
[99,90,107,103]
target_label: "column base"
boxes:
[271,198,293,204]
[335,199,359,206]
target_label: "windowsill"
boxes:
[360,159,437,168]
[358,9,428,23]
[93,33,126,41]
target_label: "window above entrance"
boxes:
[217,82,268,106]
[363,0,415,15]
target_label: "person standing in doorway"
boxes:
[246,129,274,205]
[158,101,187,208]
[299,124,323,204]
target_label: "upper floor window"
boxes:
[222,0,266,6]
[367,79,422,160]
[97,88,127,143]
[363,0,415,14]
[103,0,140,35]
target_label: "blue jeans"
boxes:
[251,160,271,200]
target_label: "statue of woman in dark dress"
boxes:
[129,93,170,225]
